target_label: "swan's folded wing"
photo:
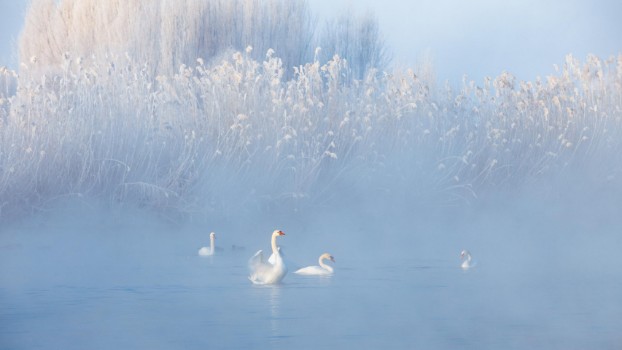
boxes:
[295,265,326,275]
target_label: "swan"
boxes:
[248,230,287,284]
[267,246,282,265]
[460,249,474,269]
[295,253,335,275]
[231,244,246,251]
[198,232,216,256]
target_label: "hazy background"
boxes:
[1,1,621,349]
[3,0,622,83]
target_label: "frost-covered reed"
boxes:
[1,51,621,220]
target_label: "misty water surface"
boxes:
[1,192,621,350]
[2,1,621,349]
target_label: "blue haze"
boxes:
[2,192,622,349]
[1,1,622,349]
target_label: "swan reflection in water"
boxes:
[269,285,282,340]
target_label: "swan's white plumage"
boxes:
[248,230,287,284]
[267,246,282,265]
[198,232,216,256]
[461,249,474,269]
[295,253,335,275]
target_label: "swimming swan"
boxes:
[295,253,335,275]
[248,230,287,284]
[460,249,474,269]
[198,232,216,256]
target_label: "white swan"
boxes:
[461,249,474,269]
[248,230,287,284]
[267,246,282,265]
[295,253,335,275]
[198,232,216,256]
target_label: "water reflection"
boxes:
[268,285,282,344]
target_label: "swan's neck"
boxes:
[210,235,215,254]
[271,233,279,258]
[461,253,472,268]
[319,256,333,272]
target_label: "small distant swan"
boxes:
[461,249,474,269]
[231,244,246,251]
[248,230,287,284]
[198,232,216,256]
[295,253,335,275]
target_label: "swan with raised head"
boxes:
[295,253,335,275]
[198,232,216,256]
[248,230,287,284]
[461,249,474,269]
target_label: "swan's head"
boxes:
[210,232,216,239]
[272,230,285,237]
[321,253,335,262]
[460,250,470,259]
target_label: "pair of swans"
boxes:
[248,230,335,284]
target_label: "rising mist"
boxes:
[1,2,621,348]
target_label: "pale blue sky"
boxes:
[0,0,29,68]
[313,0,621,82]
[1,0,620,83]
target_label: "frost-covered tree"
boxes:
[321,12,390,79]
[18,0,388,77]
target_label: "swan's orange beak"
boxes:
[278,230,285,236]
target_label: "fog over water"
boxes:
[1,1,622,349]
[2,186,621,349]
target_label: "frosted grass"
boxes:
[2,0,620,220]
[1,52,622,219]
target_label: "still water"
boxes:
[1,211,621,350]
